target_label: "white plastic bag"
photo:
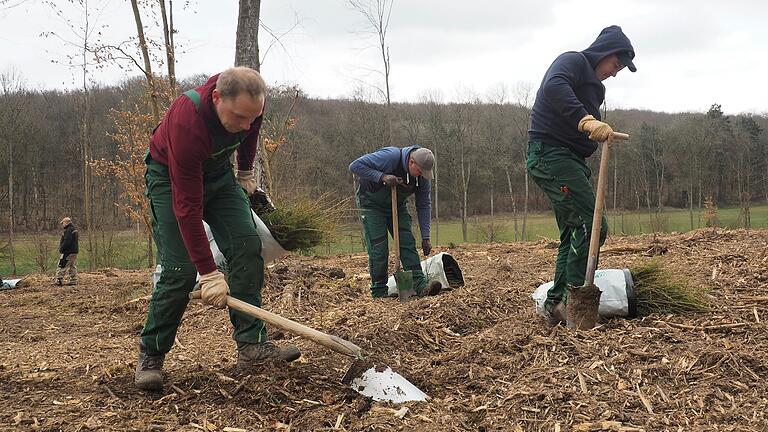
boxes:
[0,278,23,290]
[152,209,288,287]
[387,252,465,296]
[532,269,637,318]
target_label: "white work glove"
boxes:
[199,270,229,309]
[578,114,614,143]
[236,170,260,196]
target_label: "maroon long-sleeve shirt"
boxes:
[149,74,263,275]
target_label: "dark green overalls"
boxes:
[526,141,608,310]
[356,150,428,298]
[141,90,267,355]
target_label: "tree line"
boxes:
[1,74,766,240]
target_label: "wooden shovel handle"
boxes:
[189,290,363,358]
[391,185,400,271]
[584,131,629,285]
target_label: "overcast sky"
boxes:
[2,0,766,114]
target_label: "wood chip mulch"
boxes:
[1,227,767,431]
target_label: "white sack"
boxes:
[532,269,636,318]
[152,209,288,287]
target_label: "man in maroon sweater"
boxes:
[135,67,300,391]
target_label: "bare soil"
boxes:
[2,228,767,431]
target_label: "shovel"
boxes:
[391,184,416,302]
[566,131,630,329]
[189,290,427,402]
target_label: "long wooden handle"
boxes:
[190,291,363,358]
[584,131,629,285]
[391,185,400,272]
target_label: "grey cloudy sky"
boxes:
[2,0,767,114]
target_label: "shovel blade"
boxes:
[395,270,415,303]
[565,283,602,330]
[342,360,427,403]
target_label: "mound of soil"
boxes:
[1,228,767,431]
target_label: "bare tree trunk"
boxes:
[7,135,16,275]
[489,181,494,243]
[130,0,161,124]
[159,0,176,92]
[505,167,518,241]
[81,2,95,269]
[235,0,261,71]
[460,151,470,242]
[349,0,393,145]
[635,187,642,231]
[522,168,529,241]
[689,177,695,231]
[433,144,439,246]
[234,0,270,194]
[698,168,703,227]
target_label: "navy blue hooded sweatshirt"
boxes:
[528,25,635,158]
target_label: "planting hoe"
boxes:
[391,184,416,302]
[189,290,427,402]
[566,131,630,329]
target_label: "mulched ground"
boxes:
[1,228,767,431]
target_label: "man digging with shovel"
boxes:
[135,67,300,391]
[526,25,637,326]
[350,146,442,300]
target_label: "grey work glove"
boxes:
[422,239,432,256]
[381,174,402,187]
[236,170,260,196]
[578,114,614,143]
[199,270,229,309]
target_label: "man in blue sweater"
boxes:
[526,25,636,325]
[349,146,442,299]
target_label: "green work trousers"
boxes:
[356,186,427,298]
[141,161,267,355]
[526,141,608,309]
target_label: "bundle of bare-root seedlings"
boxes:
[631,260,709,316]
[250,192,347,253]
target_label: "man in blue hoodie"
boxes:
[526,25,636,325]
[349,146,442,299]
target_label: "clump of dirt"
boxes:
[566,283,601,329]
[1,228,767,431]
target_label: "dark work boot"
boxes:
[418,280,443,297]
[236,341,301,370]
[135,343,165,391]
[54,278,63,286]
[545,302,567,327]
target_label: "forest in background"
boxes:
[1,73,766,233]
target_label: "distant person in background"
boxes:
[526,25,636,326]
[349,145,442,299]
[54,217,79,286]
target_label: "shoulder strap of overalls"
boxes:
[183,89,202,110]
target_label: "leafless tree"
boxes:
[349,0,394,145]
[0,69,29,275]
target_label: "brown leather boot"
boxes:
[418,280,442,297]
[546,302,567,327]
[236,341,301,370]
[134,343,165,391]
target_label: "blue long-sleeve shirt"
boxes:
[349,145,432,240]
[529,25,635,158]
